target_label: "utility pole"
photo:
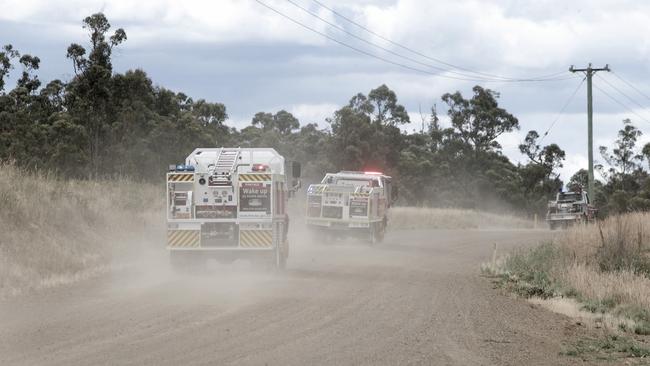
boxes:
[569,63,610,201]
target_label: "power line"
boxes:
[611,71,650,103]
[255,0,576,83]
[539,76,586,143]
[309,0,569,82]
[596,73,650,114]
[593,82,650,125]
[253,0,483,82]
[284,0,473,80]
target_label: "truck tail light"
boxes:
[252,164,269,172]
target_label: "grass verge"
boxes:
[0,163,164,297]
[483,212,650,360]
[562,334,650,362]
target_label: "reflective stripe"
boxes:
[239,174,272,182]
[167,230,200,248]
[168,173,194,182]
[240,230,273,248]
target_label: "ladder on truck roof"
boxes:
[210,148,241,184]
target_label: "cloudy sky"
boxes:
[2,0,650,180]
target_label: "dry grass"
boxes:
[560,264,650,316]
[487,212,650,337]
[528,297,638,332]
[559,214,650,272]
[0,163,164,297]
[554,213,650,315]
[389,206,534,230]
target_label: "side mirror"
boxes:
[292,161,301,179]
[392,185,399,202]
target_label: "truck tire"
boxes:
[275,246,287,270]
[377,217,387,243]
[369,223,381,245]
[274,230,287,270]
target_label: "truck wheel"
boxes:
[369,224,378,245]
[377,218,386,243]
[549,222,556,231]
[274,244,287,270]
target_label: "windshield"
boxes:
[558,193,581,202]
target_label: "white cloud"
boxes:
[5,0,649,72]
[289,103,338,127]
[0,0,333,45]
[561,154,589,183]
[357,0,650,72]
[498,129,526,162]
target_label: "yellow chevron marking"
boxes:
[240,230,273,248]
[168,173,194,182]
[167,230,200,248]
[178,231,194,247]
[239,174,272,182]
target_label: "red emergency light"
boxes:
[252,164,269,172]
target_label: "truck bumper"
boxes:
[306,218,377,230]
[546,214,581,222]
[166,219,286,251]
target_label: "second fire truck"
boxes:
[305,171,395,243]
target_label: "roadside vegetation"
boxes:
[483,212,650,360]
[4,13,650,220]
[0,163,163,297]
[388,207,533,230]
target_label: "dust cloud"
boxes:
[102,196,417,309]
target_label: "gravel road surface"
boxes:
[1,229,587,365]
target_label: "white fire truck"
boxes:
[166,148,300,269]
[305,171,394,243]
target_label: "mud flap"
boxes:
[274,222,287,270]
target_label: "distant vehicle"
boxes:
[166,148,300,269]
[546,189,596,230]
[306,171,395,243]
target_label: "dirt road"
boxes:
[1,229,582,365]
